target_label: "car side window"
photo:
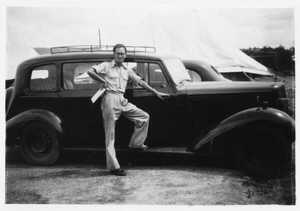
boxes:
[149,63,167,87]
[63,62,102,90]
[126,62,168,89]
[135,63,149,83]
[30,64,57,91]
[125,62,148,88]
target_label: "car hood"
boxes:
[177,81,284,95]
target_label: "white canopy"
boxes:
[133,10,271,75]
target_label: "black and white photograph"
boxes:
[3,0,296,207]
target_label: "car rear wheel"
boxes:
[20,121,60,165]
[234,127,292,179]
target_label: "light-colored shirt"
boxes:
[92,60,142,94]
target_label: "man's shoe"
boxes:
[129,145,149,152]
[110,169,127,176]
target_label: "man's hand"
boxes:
[138,80,170,100]
[155,91,170,100]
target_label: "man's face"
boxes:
[114,47,126,64]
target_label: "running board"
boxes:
[63,147,194,155]
[142,147,194,154]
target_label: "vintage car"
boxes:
[183,59,277,82]
[6,45,294,178]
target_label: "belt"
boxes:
[91,88,125,103]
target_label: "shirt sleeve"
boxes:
[128,68,142,84]
[91,62,108,75]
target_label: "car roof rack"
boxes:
[50,45,156,55]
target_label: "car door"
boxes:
[125,60,191,147]
[56,61,107,148]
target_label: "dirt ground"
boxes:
[5,148,295,205]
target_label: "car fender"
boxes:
[192,107,295,151]
[6,109,63,145]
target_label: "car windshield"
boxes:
[163,58,191,85]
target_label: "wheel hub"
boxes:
[28,132,51,153]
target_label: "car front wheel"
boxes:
[20,121,60,165]
[234,126,292,179]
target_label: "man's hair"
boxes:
[113,43,127,54]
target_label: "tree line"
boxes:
[241,46,295,75]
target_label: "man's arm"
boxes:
[138,80,169,100]
[87,69,106,84]
[128,68,169,100]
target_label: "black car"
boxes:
[6,45,294,178]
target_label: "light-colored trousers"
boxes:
[101,92,150,170]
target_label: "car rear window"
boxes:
[30,64,57,91]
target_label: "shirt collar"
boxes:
[111,60,127,69]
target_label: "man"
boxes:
[88,44,168,176]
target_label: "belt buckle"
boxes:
[120,98,128,106]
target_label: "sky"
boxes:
[5,6,294,79]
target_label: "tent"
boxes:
[133,10,271,76]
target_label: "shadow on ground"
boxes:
[6,146,223,167]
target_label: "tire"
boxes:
[234,127,292,179]
[20,121,60,165]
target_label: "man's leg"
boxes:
[102,95,121,170]
[102,114,120,170]
[123,103,150,148]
